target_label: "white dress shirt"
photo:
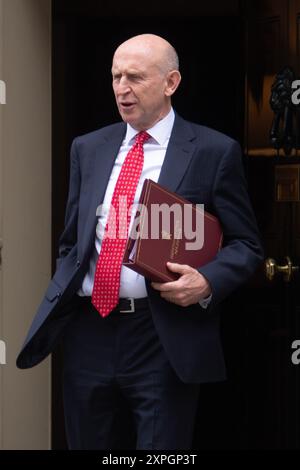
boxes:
[78,108,211,308]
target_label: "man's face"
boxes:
[112,47,170,130]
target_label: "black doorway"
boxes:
[52,1,244,449]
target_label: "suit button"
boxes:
[76,260,81,268]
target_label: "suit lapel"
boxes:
[158,114,196,192]
[81,124,126,257]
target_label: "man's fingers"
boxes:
[151,280,178,291]
[151,263,194,291]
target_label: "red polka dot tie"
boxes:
[92,131,150,317]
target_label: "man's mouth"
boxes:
[119,102,136,110]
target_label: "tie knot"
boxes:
[135,131,150,146]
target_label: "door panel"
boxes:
[243,0,300,449]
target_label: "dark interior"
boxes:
[52,0,300,450]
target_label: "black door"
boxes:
[236,0,300,449]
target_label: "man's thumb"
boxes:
[166,262,189,274]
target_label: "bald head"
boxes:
[111,34,181,130]
[113,34,179,75]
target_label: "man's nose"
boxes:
[117,77,131,94]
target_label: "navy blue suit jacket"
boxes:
[16,113,263,383]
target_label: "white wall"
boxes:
[0,0,51,449]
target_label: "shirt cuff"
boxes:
[199,294,212,309]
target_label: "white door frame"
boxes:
[0,0,51,449]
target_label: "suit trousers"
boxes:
[62,295,200,450]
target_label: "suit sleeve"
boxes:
[56,138,81,269]
[198,141,264,308]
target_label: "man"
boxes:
[17,34,263,449]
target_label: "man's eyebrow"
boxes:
[112,68,146,75]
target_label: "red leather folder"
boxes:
[123,179,223,282]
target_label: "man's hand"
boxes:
[151,262,212,307]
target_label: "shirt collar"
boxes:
[125,108,175,146]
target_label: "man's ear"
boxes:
[165,70,181,97]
